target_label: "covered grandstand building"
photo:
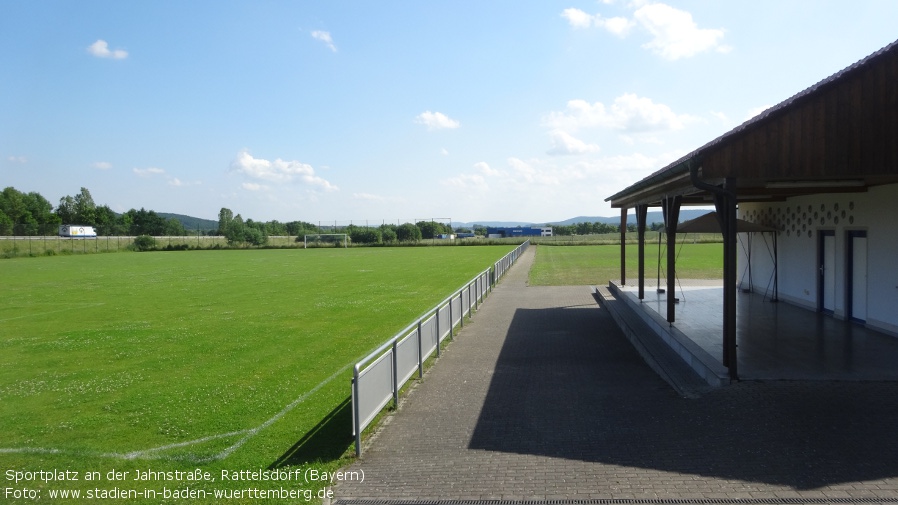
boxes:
[604,38,898,382]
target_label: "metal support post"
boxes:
[417,320,423,379]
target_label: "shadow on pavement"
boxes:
[468,304,898,489]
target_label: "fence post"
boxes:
[459,288,465,328]
[448,296,454,340]
[417,319,423,379]
[392,339,399,407]
[353,366,362,457]
[474,278,479,311]
[435,307,441,358]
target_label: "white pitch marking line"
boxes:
[0,361,355,464]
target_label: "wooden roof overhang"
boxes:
[607,38,898,210]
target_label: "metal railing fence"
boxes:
[351,241,529,456]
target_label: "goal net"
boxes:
[303,233,348,248]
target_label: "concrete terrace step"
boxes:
[594,285,722,398]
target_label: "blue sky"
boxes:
[2,1,897,224]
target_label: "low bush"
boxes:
[132,235,157,251]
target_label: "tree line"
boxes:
[216,208,457,246]
[0,186,188,236]
[0,185,462,246]
[2,185,659,244]
[549,221,662,236]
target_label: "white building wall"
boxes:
[738,183,898,336]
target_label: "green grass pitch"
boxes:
[0,246,513,502]
[528,242,723,286]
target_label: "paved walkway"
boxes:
[334,246,898,504]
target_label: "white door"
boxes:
[821,232,835,313]
[851,235,867,322]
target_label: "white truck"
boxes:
[59,225,97,238]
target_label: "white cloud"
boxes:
[562,2,729,59]
[561,8,594,28]
[242,182,266,191]
[132,166,198,187]
[230,150,338,191]
[473,161,502,177]
[600,16,636,37]
[507,157,562,186]
[710,111,729,123]
[545,93,695,133]
[436,152,691,219]
[133,167,165,177]
[353,192,386,202]
[415,111,460,130]
[311,31,337,52]
[547,130,601,155]
[440,148,449,156]
[168,178,201,188]
[633,3,730,60]
[442,172,488,191]
[7,156,27,164]
[561,8,634,36]
[351,192,407,205]
[441,161,503,191]
[87,39,128,59]
[93,161,112,170]
[437,149,694,218]
[447,157,561,189]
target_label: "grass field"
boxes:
[0,232,724,258]
[0,246,513,503]
[529,242,723,286]
[0,236,307,257]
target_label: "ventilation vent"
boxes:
[742,201,856,239]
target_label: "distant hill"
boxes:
[453,209,713,229]
[158,213,218,232]
[452,221,533,228]
[549,209,712,226]
[158,210,715,233]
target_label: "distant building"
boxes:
[486,226,552,238]
[59,225,97,238]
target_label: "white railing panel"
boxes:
[451,295,462,328]
[356,350,394,432]
[421,314,438,358]
[352,241,529,455]
[396,329,419,386]
[438,304,451,343]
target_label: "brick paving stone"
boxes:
[333,245,898,504]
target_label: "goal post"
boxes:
[303,233,348,248]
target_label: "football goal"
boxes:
[303,233,348,248]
